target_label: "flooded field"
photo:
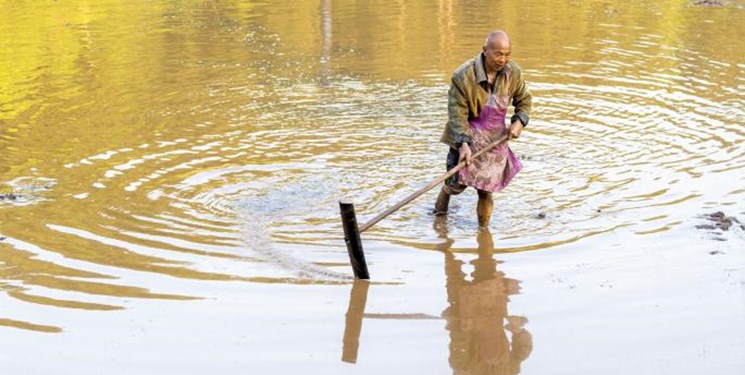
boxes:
[1,0,744,373]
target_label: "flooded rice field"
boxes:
[1,0,744,373]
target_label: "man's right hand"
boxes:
[458,143,472,165]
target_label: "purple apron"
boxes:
[458,83,523,192]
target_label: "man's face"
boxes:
[482,41,511,72]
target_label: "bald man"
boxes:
[434,30,532,228]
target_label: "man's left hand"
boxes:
[509,121,524,139]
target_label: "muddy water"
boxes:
[1,0,744,373]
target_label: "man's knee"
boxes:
[443,183,466,196]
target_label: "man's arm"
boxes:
[447,75,472,146]
[447,75,474,163]
[509,69,532,138]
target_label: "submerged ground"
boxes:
[1,0,744,374]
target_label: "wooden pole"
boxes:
[358,133,511,233]
[339,201,370,279]
[338,133,510,279]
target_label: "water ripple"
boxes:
[1,0,744,331]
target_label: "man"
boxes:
[434,30,532,228]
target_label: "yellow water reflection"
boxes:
[0,318,62,333]
[341,279,369,364]
[440,223,532,374]
[340,225,532,373]
[1,0,744,334]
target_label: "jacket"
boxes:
[440,53,533,148]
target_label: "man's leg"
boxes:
[434,186,451,215]
[433,147,464,215]
[477,189,493,228]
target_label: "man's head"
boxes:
[482,30,511,72]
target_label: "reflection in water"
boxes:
[341,279,369,364]
[437,218,532,374]
[319,0,332,87]
[339,280,441,364]
[1,0,744,334]
[339,221,532,371]
[0,318,62,333]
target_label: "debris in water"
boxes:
[692,0,726,6]
[699,211,742,231]
[709,250,724,255]
[536,212,546,219]
[695,211,744,242]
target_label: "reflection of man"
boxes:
[438,226,532,374]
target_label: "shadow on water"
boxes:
[341,217,532,373]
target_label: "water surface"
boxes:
[1,0,744,373]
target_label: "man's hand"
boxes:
[509,121,524,139]
[458,143,472,165]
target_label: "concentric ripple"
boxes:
[1,0,743,331]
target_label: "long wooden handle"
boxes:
[358,133,511,233]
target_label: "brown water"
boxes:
[1,0,744,373]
